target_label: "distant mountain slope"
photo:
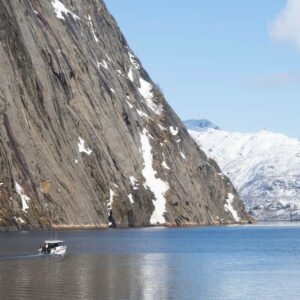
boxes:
[184,119,219,131]
[186,120,300,220]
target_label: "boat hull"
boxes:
[38,245,67,256]
[50,246,67,256]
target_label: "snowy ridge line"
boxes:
[188,125,300,220]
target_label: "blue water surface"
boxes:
[0,223,300,299]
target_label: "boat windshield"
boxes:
[46,242,63,248]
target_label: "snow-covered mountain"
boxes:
[185,120,300,221]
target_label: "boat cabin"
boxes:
[40,240,65,254]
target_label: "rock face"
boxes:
[0,0,252,230]
[186,120,300,221]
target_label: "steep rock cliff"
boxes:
[0,0,252,230]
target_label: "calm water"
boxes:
[1,223,300,300]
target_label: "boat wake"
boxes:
[0,253,45,260]
[0,252,67,261]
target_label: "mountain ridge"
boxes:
[187,120,300,220]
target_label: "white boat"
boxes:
[38,240,67,256]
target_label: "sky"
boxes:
[105,0,300,138]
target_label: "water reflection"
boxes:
[135,253,169,300]
[0,253,172,300]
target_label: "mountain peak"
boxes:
[184,119,220,131]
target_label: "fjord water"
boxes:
[1,224,300,300]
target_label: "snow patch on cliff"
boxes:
[97,60,108,69]
[128,194,134,204]
[14,216,26,224]
[51,0,80,21]
[170,126,179,135]
[180,152,186,160]
[78,137,92,155]
[137,109,150,119]
[106,54,112,62]
[138,78,162,115]
[129,176,139,190]
[107,188,115,226]
[128,52,141,69]
[108,189,115,210]
[87,15,99,42]
[116,69,122,75]
[128,67,134,82]
[126,100,133,109]
[158,124,167,131]
[224,193,240,222]
[162,161,170,170]
[139,129,169,224]
[15,182,30,212]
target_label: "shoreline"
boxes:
[0,219,260,232]
[1,221,300,232]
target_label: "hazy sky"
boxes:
[106,0,299,138]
